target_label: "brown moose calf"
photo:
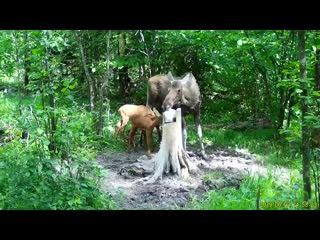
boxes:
[114,104,161,158]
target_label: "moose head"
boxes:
[162,72,198,112]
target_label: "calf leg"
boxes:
[119,116,129,143]
[128,126,137,152]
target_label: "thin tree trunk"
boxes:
[96,30,112,136]
[311,40,320,208]
[94,77,103,136]
[43,31,57,154]
[12,31,22,83]
[312,47,320,148]
[245,31,273,122]
[118,32,130,100]
[23,31,30,87]
[253,78,258,127]
[298,30,311,202]
[139,30,152,77]
[105,30,111,121]
[316,49,320,92]
[276,31,296,130]
[77,31,95,111]
[286,88,295,128]
[277,88,285,130]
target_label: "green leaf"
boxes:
[67,95,74,101]
[312,90,320,97]
[31,48,41,55]
[237,39,243,46]
[295,88,303,94]
[37,128,44,135]
[69,84,76,90]
[304,115,318,121]
[80,136,87,141]
[43,139,50,146]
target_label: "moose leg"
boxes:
[146,128,154,159]
[156,125,162,142]
[194,112,207,159]
[113,121,121,139]
[139,130,146,147]
[182,116,187,150]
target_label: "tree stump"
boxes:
[146,108,198,184]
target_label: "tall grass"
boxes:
[189,170,310,210]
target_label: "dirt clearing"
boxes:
[97,146,290,209]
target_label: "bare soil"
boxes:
[96,145,290,210]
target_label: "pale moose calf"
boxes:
[114,104,161,158]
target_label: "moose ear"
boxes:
[167,71,175,82]
[181,72,193,85]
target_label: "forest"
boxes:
[0,30,319,210]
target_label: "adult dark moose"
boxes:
[147,72,207,159]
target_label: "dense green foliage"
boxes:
[0,94,115,209]
[0,30,320,209]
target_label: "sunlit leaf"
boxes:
[37,128,44,135]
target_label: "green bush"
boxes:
[0,139,115,210]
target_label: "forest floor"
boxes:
[97,143,291,210]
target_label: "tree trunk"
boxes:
[315,49,320,92]
[277,88,285,130]
[118,32,131,100]
[96,30,112,136]
[12,31,22,83]
[245,31,273,123]
[298,30,311,202]
[276,31,296,130]
[286,88,295,128]
[312,47,320,148]
[252,78,258,127]
[139,30,152,78]
[43,31,57,154]
[312,44,320,209]
[48,92,57,153]
[24,56,30,87]
[147,108,198,184]
[77,31,95,111]
[23,32,30,88]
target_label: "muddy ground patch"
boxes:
[97,146,290,210]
